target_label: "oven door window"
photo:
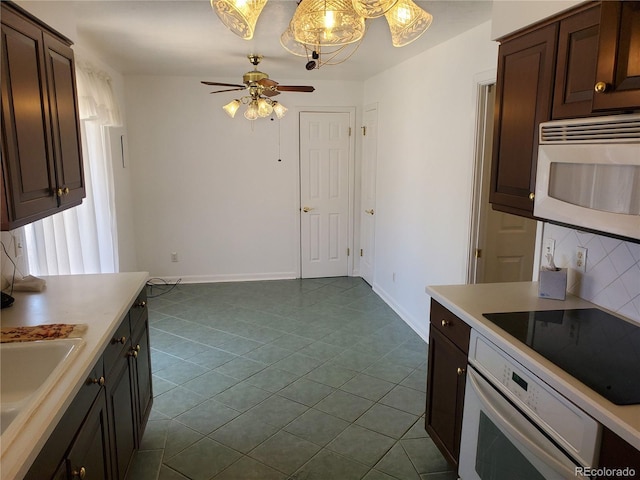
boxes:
[459,368,586,480]
[476,411,545,480]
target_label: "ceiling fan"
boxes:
[201,54,315,97]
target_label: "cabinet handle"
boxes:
[594,81,608,93]
[90,376,105,386]
[63,187,70,195]
[528,192,535,201]
[56,188,64,197]
[135,344,141,352]
[71,466,86,479]
[136,300,147,308]
[129,349,138,358]
[112,336,127,344]
[457,367,466,376]
[441,320,450,327]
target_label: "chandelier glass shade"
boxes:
[384,0,432,47]
[352,0,398,19]
[291,0,366,47]
[210,0,268,40]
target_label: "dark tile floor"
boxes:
[126,277,456,480]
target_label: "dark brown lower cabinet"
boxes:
[597,427,640,479]
[25,288,151,480]
[425,300,471,469]
[65,391,111,480]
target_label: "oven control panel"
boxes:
[468,330,600,467]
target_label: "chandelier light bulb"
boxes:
[257,98,273,117]
[244,100,259,120]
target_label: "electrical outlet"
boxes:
[543,238,555,258]
[171,252,179,262]
[575,247,587,273]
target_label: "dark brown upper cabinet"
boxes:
[592,1,640,111]
[490,23,558,218]
[553,4,601,119]
[1,2,84,231]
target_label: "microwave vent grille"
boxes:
[540,115,640,144]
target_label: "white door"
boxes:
[360,105,378,286]
[470,84,537,283]
[300,112,351,278]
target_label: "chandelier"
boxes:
[212,0,433,59]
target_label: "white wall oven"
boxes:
[459,331,598,480]
[459,307,640,480]
[534,114,640,241]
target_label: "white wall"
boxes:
[363,21,498,340]
[491,0,582,40]
[124,76,362,282]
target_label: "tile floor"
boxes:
[126,277,456,480]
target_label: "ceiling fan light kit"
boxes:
[352,0,398,19]
[205,55,312,121]
[291,0,366,47]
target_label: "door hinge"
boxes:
[348,127,352,136]
[347,248,350,256]
[360,248,363,257]
[361,126,366,136]
[475,248,482,259]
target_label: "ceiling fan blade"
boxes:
[257,78,278,88]
[209,87,246,94]
[201,81,245,88]
[262,89,281,97]
[276,85,316,93]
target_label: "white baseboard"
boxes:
[147,272,298,284]
[372,281,429,343]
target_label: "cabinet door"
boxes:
[425,326,468,468]
[43,31,84,207]
[0,6,57,228]
[65,391,111,480]
[105,350,136,480]
[552,4,601,119]
[593,1,640,111]
[132,317,153,442]
[490,23,557,217]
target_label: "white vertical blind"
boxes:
[24,63,121,276]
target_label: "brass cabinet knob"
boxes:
[113,336,126,344]
[594,81,608,93]
[457,367,466,376]
[71,467,86,479]
[441,320,450,327]
[135,344,141,352]
[129,349,138,358]
[528,192,535,201]
[365,209,375,215]
[136,301,147,308]
[302,206,314,213]
[90,376,105,386]
[63,187,70,195]
[56,188,64,197]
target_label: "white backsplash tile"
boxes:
[542,223,640,323]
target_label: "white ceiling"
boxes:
[71,0,492,83]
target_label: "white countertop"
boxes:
[0,272,148,480]
[425,281,640,452]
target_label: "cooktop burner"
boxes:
[482,308,640,405]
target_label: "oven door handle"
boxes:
[468,369,585,479]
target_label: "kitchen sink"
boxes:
[0,338,84,434]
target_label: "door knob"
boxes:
[365,209,374,215]
[302,206,314,213]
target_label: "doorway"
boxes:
[469,83,537,284]
[299,111,352,278]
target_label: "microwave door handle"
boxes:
[467,370,586,480]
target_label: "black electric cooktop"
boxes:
[482,308,640,405]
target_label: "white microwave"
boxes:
[534,114,640,240]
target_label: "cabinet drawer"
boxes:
[103,316,130,375]
[430,300,471,354]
